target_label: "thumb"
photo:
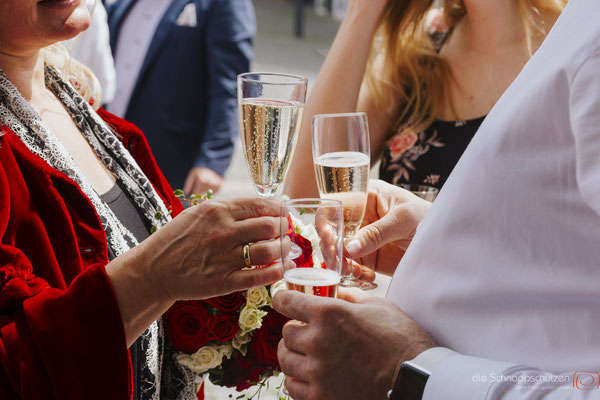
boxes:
[345,214,397,258]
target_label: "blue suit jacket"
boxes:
[106,0,255,189]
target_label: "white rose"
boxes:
[270,279,287,298]
[246,286,269,307]
[177,344,223,374]
[218,343,234,360]
[232,330,252,350]
[232,330,252,356]
[238,305,267,333]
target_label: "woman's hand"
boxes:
[345,180,431,276]
[141,197,288,302]
[106,197,288,346]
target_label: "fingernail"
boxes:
[345,239,361,256]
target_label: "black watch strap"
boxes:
[388,362,430,400]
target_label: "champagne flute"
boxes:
[311,112,376,290]
[238,72,308,198]
[281,199,344,298]
[279,199,343,396]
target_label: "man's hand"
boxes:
[183,167,224,196]
[346,180,432,276]
[273,288,436,400]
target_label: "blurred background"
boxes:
[217,0,346,200]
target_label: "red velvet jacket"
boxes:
[0,109,185,399]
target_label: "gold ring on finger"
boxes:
[243,243,252,268]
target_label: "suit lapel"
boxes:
[106,0,137,52]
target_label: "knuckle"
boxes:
[314,301,336,320]
[363,225,383,246]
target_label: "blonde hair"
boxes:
[43,42,102,111]
[366,0,566,134]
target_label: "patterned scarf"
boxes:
[0,66,197,400]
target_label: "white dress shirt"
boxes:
[63,0,116,105]
[106,0,172,117]
[387,0,600,398]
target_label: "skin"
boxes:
[283,0,560,198]
[347,179,431,277]
[274,288,437,400]
[184,166,224,196]
[0,0,286,347]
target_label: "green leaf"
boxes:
[300,208,306,215]
[150,225,157,234]
[311,200,318,205]
[236,395,245,399]
[174,189,185,197]
[154,211,163,220]
[207,189,213,199]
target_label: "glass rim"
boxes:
[238,72,308,85]
[282,198,342,208]
[400,184,439,193]
[313,112,367,120]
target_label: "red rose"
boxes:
[250,309,289,366]
[218,355,269,391]
[289,231,313,269]
[165,301,211,353]
[206,291,246,313]
[208,313,239,342]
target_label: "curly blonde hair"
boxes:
[43,42,102,111]
[366,0,566,134]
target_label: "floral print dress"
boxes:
[378,8,485,189]
[379,117,485,188]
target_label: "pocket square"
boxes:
[175,3,197,27]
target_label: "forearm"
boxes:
[284,4,381,198]
[105,243,173,347]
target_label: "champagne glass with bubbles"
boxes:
[238,73,308,198]
[312,112,376,290]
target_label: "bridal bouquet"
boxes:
[164,285,289,393]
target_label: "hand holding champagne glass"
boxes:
[238,73,307,198]
[312,112,376,290]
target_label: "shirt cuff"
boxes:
[423,354,517,400]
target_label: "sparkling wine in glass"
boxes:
[238,73,308,198]
[312,112,376,290]
[281,199,344,298]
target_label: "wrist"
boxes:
[106,246,174,346]
[132,235,175,304]
[344,2,384,34]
